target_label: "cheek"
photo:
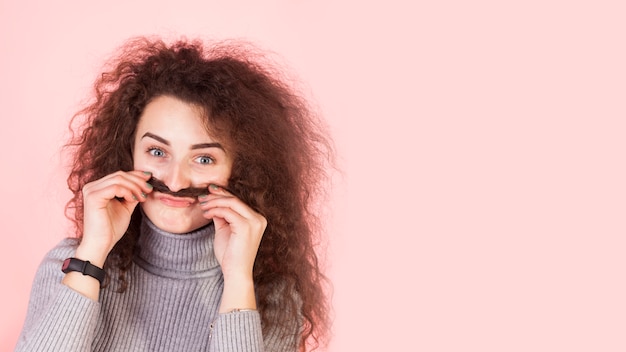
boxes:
[132,149,142,169]
[208,165,232,184]
[190,172,228,189]
[133,159,148,171]
[132,150,156,173]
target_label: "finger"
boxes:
[85,171,153,203]
[131,170,155,184]
[203,206,267,234]
[199,196,259,220]
[102,170,154,192]
[203,205,246,225]
[121,170,155,196]
[208,183,241,197]
[84,181,140,205]
[208,183,225,193]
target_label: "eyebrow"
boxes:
[141,132,224,150]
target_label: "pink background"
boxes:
[2,0,625,351]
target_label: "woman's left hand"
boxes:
[199,184,267,282]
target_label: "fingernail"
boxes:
[199,201,208,205]
[209,184,219,190]
[132,195,138,201]
[199,194,208,199]
[143,171,152,176]
[141,192,147,198]
[146,182,153,189]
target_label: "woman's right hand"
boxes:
[63,170,153,299]
[78,170,154,265]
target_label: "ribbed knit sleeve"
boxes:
[210,311,265,352]
[210,309,299,352]
[15,238,100,352]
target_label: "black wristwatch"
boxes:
[62,258,105,285]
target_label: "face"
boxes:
[133,95,232,233]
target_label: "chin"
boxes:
[140,203,210,234]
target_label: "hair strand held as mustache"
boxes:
[148,177,209,198]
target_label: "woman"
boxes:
[16,37,332,351]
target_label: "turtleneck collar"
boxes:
[134,216,222,279]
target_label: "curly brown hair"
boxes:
[65,37,333,351]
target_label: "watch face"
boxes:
[62,258,71,271]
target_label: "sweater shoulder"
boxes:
[46,237,80,261]
[33,237,80,284]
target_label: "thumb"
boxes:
[212,215,229,232]
[118,196,141,215]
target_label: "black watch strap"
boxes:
[62,258,105,285]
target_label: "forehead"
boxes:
[135,95,213,142]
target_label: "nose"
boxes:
[161,164,191,192]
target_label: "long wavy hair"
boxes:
[65,37,333,350]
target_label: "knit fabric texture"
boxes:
[15,216,298,351]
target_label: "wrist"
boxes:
[222,269,253,283]
[224,308,256,314]
[75,242,110,268]
[62,258,106,285]
[219,276,256,313]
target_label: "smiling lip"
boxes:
[156,193,197,208]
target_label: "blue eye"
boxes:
[148,148,165,157]
[196,155,214,164]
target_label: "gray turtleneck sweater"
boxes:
[15,217,298,351]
